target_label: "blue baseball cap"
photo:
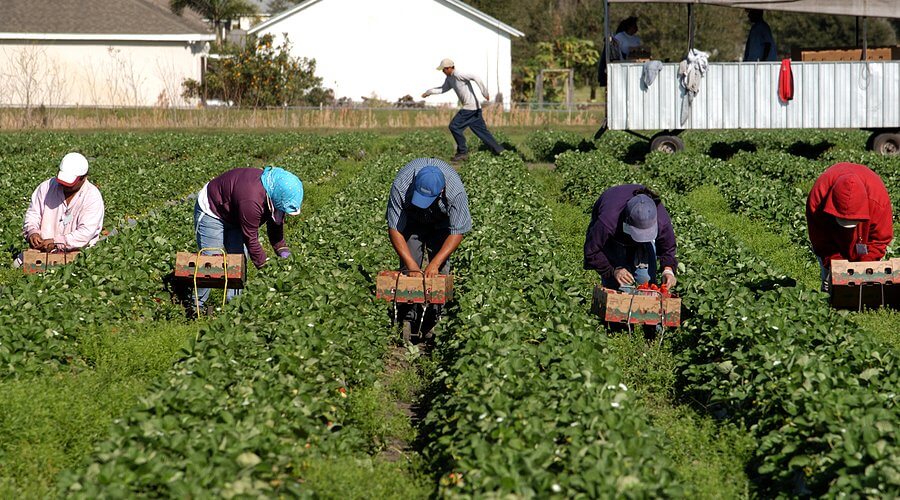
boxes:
[411,166,446,208]
[623,194,658,242]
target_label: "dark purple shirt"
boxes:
[583,184,677,278]
[206,168,286,268]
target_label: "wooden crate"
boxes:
[375,270,453,304]
[590,286,681,327]
[791,46,900,62]
[22,249,80,274]
[830,259,900,309]
[174,252,247,289]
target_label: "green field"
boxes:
[0,127,898,497]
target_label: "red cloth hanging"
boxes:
[778,59,794,102]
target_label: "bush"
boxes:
[182,34,333,107]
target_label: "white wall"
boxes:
[0,40,207,107]
[257,0,515,110]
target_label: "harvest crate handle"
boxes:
[193,248,228,319]
[391,271,402,327]
[406,270,429,335]
[858,282,886,312]
[656,292,667,346]
[624,288,668,340]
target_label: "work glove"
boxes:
[276,247,291,259]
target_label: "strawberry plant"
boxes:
[420,153,681,497]
[555,145,900,496]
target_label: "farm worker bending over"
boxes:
[584,184,677,290]
[193,166,303,309]
[386,158,471,338]
[17,152,105,265]
[421,58,505,162]
[806,162,893,292]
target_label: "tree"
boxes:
[182,34,333,107]
[267,0,301,15]
[529,38,599,101]
[169,0,258,46]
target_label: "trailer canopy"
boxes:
[607,1,900,19]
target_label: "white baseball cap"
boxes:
[436,58,455,70]
[57,152,89,187]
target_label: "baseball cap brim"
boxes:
[835,217,860,228]
[411,190,438,209]
[56,173,81,187]
[623,222,658,243]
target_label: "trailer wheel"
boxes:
[871,132,900,155]
[650,135,684,154]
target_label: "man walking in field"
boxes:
[422,58,505,161]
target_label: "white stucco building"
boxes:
[250,0,523,110]
[0,0,213,108]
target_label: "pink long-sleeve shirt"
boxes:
[23,178,105,250]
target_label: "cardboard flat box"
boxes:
[791,46,900,62]
[174,252,246,289]
[22,249,80,274]
[375,270,453,304]
[591,285,681,327]
[830,259,900,310]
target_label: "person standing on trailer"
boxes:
[743,9,778,62]
[192,166,303,312]
[806,162,893,292]
[584,184,678,290]
[611,16,642,60]
[386,158,471,338]
[421,58,505,161]
[16,152,105,266]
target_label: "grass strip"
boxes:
[683,185,820,290]
[0,323,194,499]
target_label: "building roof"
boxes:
[249,0,524,37]
[0,0,215,41]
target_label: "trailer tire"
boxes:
[871,132,900,155]
[650,135,684,154]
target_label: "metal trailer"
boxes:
[599,0,900,154]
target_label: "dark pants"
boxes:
[601,241,657,290]
[449,108,504,155]
[397,224,450,322]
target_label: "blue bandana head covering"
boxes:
[261,166,303,216]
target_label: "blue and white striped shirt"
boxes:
[386,158,472,235]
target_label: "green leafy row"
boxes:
[554,149,900,495]
[420,153,680,497]
[0,132,374,253]
[58,152,408,496]
[0,133,374,378]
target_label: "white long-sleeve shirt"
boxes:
[613,32,642,59]
[424,70,488,110]
[23,178,105,250]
